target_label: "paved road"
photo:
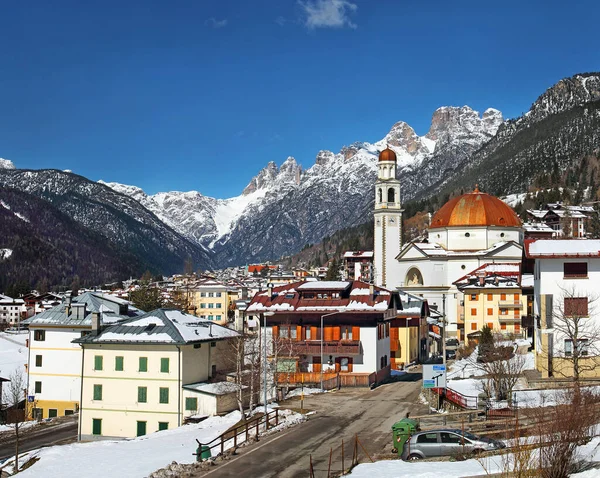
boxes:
[197,374,428,478]
[0,418,78,462]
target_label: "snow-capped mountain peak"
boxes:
[0,158,16,170]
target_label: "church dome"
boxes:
[379,147,397,162]
[430,186,522,228]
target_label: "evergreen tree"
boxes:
[325,257,340,281]
[130,286,164,312]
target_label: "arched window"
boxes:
[378,188,382,203]
[387,188,395,203]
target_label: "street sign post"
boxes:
[422,364,446,389]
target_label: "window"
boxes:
[115,356,124,371]
[200,292,206,297]
[487,294,493,301]
[514,293,520,301]
[94,355,103,371]
[186,397,198,411]
[216,315,222,321]
[340,357,349,372]
[65,409,74,416]
[440,432,462,444]
[160,358,170,373]
[208,315,214,320]
[341,326,353,340]
[564,339,588,356]
[216,292,222,297]
[158,422,169,431]
[417,433,438,444]
[564,339,573,356]
[139,357,148,372]
[159,387,169,404]
[48,409,58,418]
[470,322,477,331]
[211,341,216,347]
[565,298,589,317]
[470,294,477,301]
[500,323,507,330]
[34,330,45,341]
[305,327,312,340]
[137,421,147,437]
[465,232,470,238]
[500,293,506,301]
[93,384,102,401]
[208,292,214,297]
[35,355,43,367]
[208,303,214,309]
[470,308,477,316]
[487,308,493,316]
[514,324,521,333]
[215,303,222,308]
[500,309,508,315]
[564,262,588,279]
[138,386,147,403]
[487,322,494,329]
[35,381,42,393]
[92,418,102,435]
[200,304,206,309]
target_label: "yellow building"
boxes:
[454,263,526,338]
[390,292,429,368]
[74,309,239,440]
[187,279,230,325]
[24,292,141,419]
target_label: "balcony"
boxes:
[289,340,361,356]
[498,302,523,309]
[498,316,522,323]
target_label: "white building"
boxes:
[24,292,142,419]
[74,309,239,439]
[527,239,600,379]
[0,294,25,327]
[377,185,524,339]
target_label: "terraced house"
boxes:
[74,309,239,440]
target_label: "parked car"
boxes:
[401,429,505,460]
[445,349,457,360]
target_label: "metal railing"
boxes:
[196,409,279,457]
[432,387,479,409]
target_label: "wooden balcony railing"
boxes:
[288,340,361,355]
[498,302,523,309]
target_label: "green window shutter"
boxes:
[139,357,148,372]
[158,422,169,431]
[159,387,169,404]
[93,384,102,401]
[185,397,198,411]
[160,357,169,373]
[136,421,147,437]
[92,418,102,435]
[35,381,42,393]
[35,355,43,367]
[115,356,124,371]
[138,386,147,403]
[48,409,58,418]
[94,355,103,371]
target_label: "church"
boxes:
[373,147,524,339]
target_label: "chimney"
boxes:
[267,283,273,298]
[369,284,375,297]
[478,276,485,286]
[91,312,101,334]
[64,295,72,316]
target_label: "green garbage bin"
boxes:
[391,418,419,457]
[195,445,211,461]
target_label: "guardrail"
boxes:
[196,409,279,458]
[432,387,479,409]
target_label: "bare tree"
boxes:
[6,368,26,473]
[550,286,600,386]
[471,333,528,403]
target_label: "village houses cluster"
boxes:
[2,146,600,440]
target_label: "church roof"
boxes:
[430,186,522,229]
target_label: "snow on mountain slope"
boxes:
[100,105,502,266]
[0,158,16,169]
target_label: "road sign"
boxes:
[27,395,35,402]
[422,364,446,389]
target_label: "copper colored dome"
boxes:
[430,186,522,228]
[379,147,397,162]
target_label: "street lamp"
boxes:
[320,311,342,390]
[262,311,275,419]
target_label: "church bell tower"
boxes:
[373,146,403,288]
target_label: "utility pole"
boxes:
[442,293,447,367]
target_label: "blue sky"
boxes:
[0,0,599,198]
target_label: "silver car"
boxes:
[402,429,505,460]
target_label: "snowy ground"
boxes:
[284,387,324,399]
[348,436,600,477]
[1,408,306,477]
[0,331,28,379]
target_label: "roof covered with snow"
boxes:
[399,240,522,259]
[74,309,239,345]
[247,280,400,316]
[525,239,600,258]
[183,381,245,395]
[454,262,521,289]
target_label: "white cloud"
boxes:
[298,0,358,29]
[205,17,228,29]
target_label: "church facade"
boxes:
[373,146,524,339]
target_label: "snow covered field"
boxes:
[0,331,28,379]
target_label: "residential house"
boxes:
[24,292,142,419]
[74,309,239,440]
[390,292,429,369]
[0,294,25,327]
[454,263,527,338]
[343,251,374,281]
[246,280,400,389]
[526,239,600,379]
[526,207,588,238]
[187,279,229,325]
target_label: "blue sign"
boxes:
[432,365,446,372]
[423,379,436,388]
[28,395,35,402]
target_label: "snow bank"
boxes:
[0,332,28,378]
[14,412,242,478]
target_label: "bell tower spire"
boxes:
[373,146,403,288]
